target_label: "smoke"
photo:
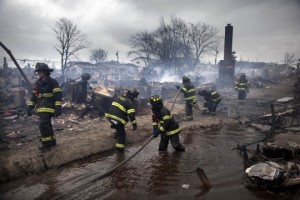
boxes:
[159,73,180,83]
[149,65,219,85]
[197,70,218,84]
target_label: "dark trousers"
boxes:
[185,101,193,119]
[238,90,246,100]
[207,101,220,113]
[159,133,185,151]
[109,119,126,151]
[39,112,55,147]
[203,102,208,111]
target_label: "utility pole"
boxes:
[214,50,218,66]
[116,51,119,64]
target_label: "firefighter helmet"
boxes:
[131,88,140,99]
[240,73,246,78]
[182,76,190,82]
[150,95,163,105]
[34,63,54,73]
[81,73,91,81]
[182,76,190,84]
[125,88,140,100]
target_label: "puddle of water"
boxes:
[0,126,299,200]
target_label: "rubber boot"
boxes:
[52,138,57,146]
[175,144,186,152]
[38,142,52,151]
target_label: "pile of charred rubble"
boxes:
[233,76,300,190]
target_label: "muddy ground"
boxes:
[0,76,298,184]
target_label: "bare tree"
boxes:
[90,48,108,63]
[283,53,296,66]
[154,17,186,69]
[188,22,220,71]
[128,31,157,67]
[52,17,91,75]
[128,17,220,72]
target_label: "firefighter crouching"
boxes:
[235,73,250,102]
[176,76,197,121]
[27,63,62,150]
[150,95,185,152]
[198,88,222,115]
[105,89,139,152]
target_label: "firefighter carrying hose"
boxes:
[198,87,222,115]
[176,76,197,121]
[150,95,185,152]
[27,63,62,150]
[235,73,250,102]
[105,89,139,152]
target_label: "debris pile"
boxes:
[245,161,300,188]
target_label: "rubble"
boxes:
[276,97,293,103]
[245,161,300,188]
[263,133,300,160]
[6,131,26,140]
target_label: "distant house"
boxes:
[65,61,140,81]
[235,61,294,78]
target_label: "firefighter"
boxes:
[198,88,222,115]
[235,73,250,102]
[27,63,62,150]
[105,88,139,152]
[74,73,91,103]
[176,76,197,121]
[150,95,185,152]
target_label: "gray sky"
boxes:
[0,0,299,67]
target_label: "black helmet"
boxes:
[240,73,246,78]
[131,88,140,99]
[150,95,163,111]
[34,63,54,73]
[125,88,140,100]
[150,95,163,105]
[182,76,190,83]
[81,73,91,80]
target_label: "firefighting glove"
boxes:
[132,123,137,131]
[175,85,181,90]
[152,128,160,137]
[27,106,33,116]
[54,107,62,117]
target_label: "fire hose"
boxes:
[171,87,201,111]
[52,135,154,200]
[53,89,182,200]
